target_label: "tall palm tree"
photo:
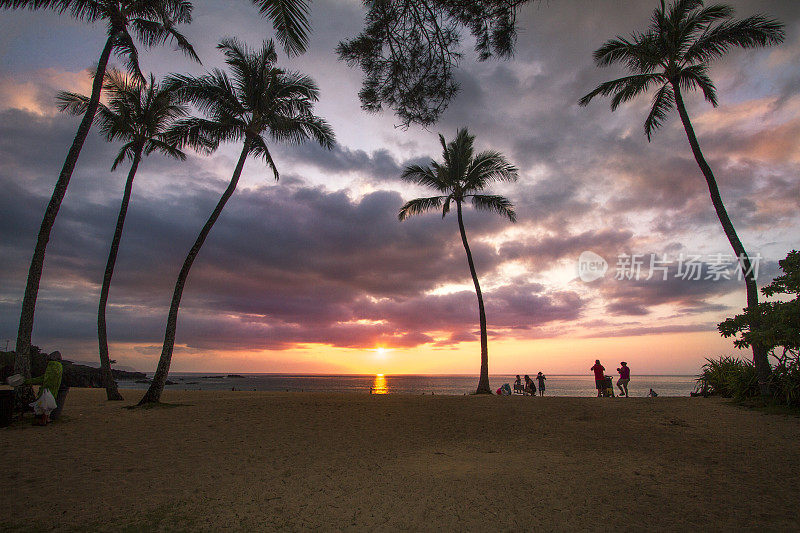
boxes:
[57,70,189,401]
[138,38,335,405]
[578,0,784,394]
[1,0,198,402]
[398,128,518,394]
[249,0,311,56]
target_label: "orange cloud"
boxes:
[0,68,93,115]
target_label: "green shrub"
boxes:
[770,353,800,407]
[698,356,758,399]
[699,353,800,407]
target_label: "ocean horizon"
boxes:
[118,373,699,397]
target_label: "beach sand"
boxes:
[2,389,799,531]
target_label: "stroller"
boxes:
[601,376,615,397]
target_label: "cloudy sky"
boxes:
[0,0,798,375]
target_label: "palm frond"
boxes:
[111,140,139,171]
[463,150,518,192]
[470,194,517,222]
[165,70,245,119]
[683,14,785,64]
[644,83,675,141]
[55,90,91,115]
[167,117,237,154]
[441,195,453,218]
[248,134,279,180]
[678,64,717,106]
[113,29,145,82]
[579,73,664,109]
[144,137,186,161]
[268,112,335,149]
[130,16,199,63]
[250,0,311,56]
[398,196,446,221]
[400,164,448,192]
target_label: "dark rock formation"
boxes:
[1,347,147,388]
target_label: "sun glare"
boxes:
[371,373,388,394]
[373,347,392,359]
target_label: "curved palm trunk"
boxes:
[673,84,771,395]
[138,140,251,405]
[456,200,491,394]
[97,148,144,401]
[14,35,116,408]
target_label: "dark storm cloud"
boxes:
[0,110,583,357]
[275,142,430,184]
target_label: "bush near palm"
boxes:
[138,38,335,405]
[698,356,759,400]
[398,128,518,394]
[1,0,198,404]
[579,0,784,394]
[57,71,190,401]
[715,250,800,407]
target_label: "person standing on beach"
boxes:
[24,352,63,425]
[590,360,605,397]
[617,362,630,397]
[536,372,546,396]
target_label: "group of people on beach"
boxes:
[510,361,634,397]
[591,359,630,397]
[511,372,546,396]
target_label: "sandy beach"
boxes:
[2,389,799,531]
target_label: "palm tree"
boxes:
[398,128,518,394]
[578,0,784,394]
[249,0,311,56]
[1,0,198,401]
[57,71,189,401]
[137,38,335,405]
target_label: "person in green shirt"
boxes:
[25,354,63,425]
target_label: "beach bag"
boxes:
[30,389,57,415]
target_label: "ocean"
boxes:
[119,373,699,397]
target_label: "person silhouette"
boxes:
[590,359,605,397]
[616,362,630,397]
[536,372,546,396]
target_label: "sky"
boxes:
[0,0,798,376]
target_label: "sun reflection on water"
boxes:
[371,373,388,394]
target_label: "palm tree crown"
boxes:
[167,38,334,177]
[399,128,518,222]
[578,0,784,139]
[57,70,189,168]
[0,0,199,79]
